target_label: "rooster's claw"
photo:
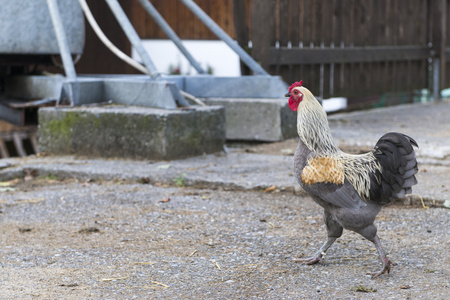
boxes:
[293,256,322,265]
[369,258,397,278]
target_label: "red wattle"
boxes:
[289,98,298,111]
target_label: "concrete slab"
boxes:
[203,98,297,141]
[38,105,225,160]
[0,101,445,208]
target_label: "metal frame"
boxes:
[105,0,159,77]
[178,0,268,76]
[0,0,289,126]
[46,0,77,80]
[136,0,206,74]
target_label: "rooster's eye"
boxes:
[294,90,298,95]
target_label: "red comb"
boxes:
[288,80,303,92]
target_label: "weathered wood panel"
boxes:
[445,0,450,89]
[75,0,450,103]
[251,0,436,104]
[130,0,250,40]
[76,0,249,74]
[270,46,430,65]
[76,0,136,74]
[250,0,277,70]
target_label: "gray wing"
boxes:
[295,140,366,210]
[303,179,366,210]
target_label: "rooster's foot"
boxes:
[293,255,322,265]
[369,258,397,278]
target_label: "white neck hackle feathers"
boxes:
[296,86,381,200]
[296,87,338,155]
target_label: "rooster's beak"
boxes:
[285,92,291,97]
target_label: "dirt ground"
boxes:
[0,174,448,299]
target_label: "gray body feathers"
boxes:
[294,133,418,240]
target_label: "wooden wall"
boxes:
[75,0,136,74]
[130,0,250,40]
[251,0,435,103]
[75,0,248,74]
[74,0,449,106]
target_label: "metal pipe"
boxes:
[79,0,148,74]
[178,0,269,76]
[136,0,206,74]
[105,0,160,78]
[46,0,77,79]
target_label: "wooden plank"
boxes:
[329,0,338,96]
[0,120,19,132]
[251,0,276,72]
[332,0,344,95]
[431,0,447,94]
[0,138,9,158]
[277,0,290,46]
[133,0,240,40]
[30,132,40,154]
[370,0,382,95]
[344,0,355,98]
[300,0,311,86]
[275,0,291,77]
[233,0,251,75]
[270,46,431,64]
[394,0,407,93]
[354,0,370,97]
[233,0,249,43]
[290,0,302,84]
[311,0,321,92]
[396,0,409,93]
[12,132,26,157]
[321,0,332,98]
[446,0,450,88]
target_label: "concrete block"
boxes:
[38,105,225,160]
[203,98,297,142]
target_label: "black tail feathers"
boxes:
[370,132,418,204]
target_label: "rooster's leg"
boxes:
[293,237,337,264]
[369,235,397,278]
[294,210,343,265]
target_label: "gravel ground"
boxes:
[0,179,448,299]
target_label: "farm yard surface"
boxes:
[0,101,449,299]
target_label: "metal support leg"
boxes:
[47,0,80,105]
[105,0,160,78]
[136,0,206,74]
[178,0,269,76]
[46,0,77,80]
[12,132,26,157]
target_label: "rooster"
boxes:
[286,81,418,278]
